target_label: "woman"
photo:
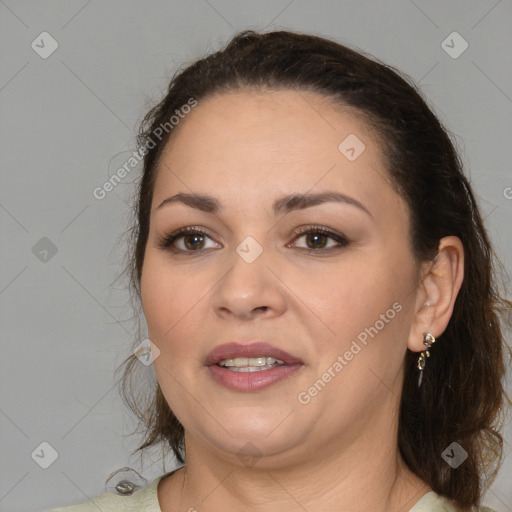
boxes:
[51,29,510,512]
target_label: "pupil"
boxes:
[307,233,327,249]
[185,234,204,250]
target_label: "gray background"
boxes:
[1,1,511,511]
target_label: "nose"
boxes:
[211,246,287,322]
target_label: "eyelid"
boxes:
[289,225,349,251]
[156,226,217,252]
[157,224,349,254]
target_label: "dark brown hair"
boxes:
[115,29,511,510]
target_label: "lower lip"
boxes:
[208,363,303,391]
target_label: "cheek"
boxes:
[140,259,204,392]
[140,255,196,343]
[140,251,220,380]
[307,252,415,387]
[300,258,404,339]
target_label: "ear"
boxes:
[407,236,465,352]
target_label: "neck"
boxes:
[158,401,430,512]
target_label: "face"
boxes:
[140,89,421,467]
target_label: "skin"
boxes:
[140,89,464,511]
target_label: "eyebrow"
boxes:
[156,191,373,218]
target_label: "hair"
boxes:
[115,29,511,510]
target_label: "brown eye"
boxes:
[182,233,206,250]
[304,231,329,249]
[158,227,220,253]
[291,226,349,252]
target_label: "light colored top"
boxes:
[49,471,497,512]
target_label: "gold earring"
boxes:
[417,331,436,387]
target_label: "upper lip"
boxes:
[205,342,303,366]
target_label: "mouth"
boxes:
[217,356,287,372]
[206,341,303,368]
[206,342,304,391]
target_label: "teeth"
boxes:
[218,356,285,368]
[224,365,278,372]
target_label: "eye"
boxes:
[157,225,349,255]
[289,225,349,253]
[157,226,220,252]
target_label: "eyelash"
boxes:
[157,225,349,256]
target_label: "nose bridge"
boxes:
[212,234,285,319]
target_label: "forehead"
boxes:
[152,89,400,220]
[159,88,379,166]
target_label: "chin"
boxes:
[193,418,307,464]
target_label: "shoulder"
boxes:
[409,491,498,512]
[48,471,173,512]
[49,491,128,512]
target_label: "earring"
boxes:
[417,331,436,387]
